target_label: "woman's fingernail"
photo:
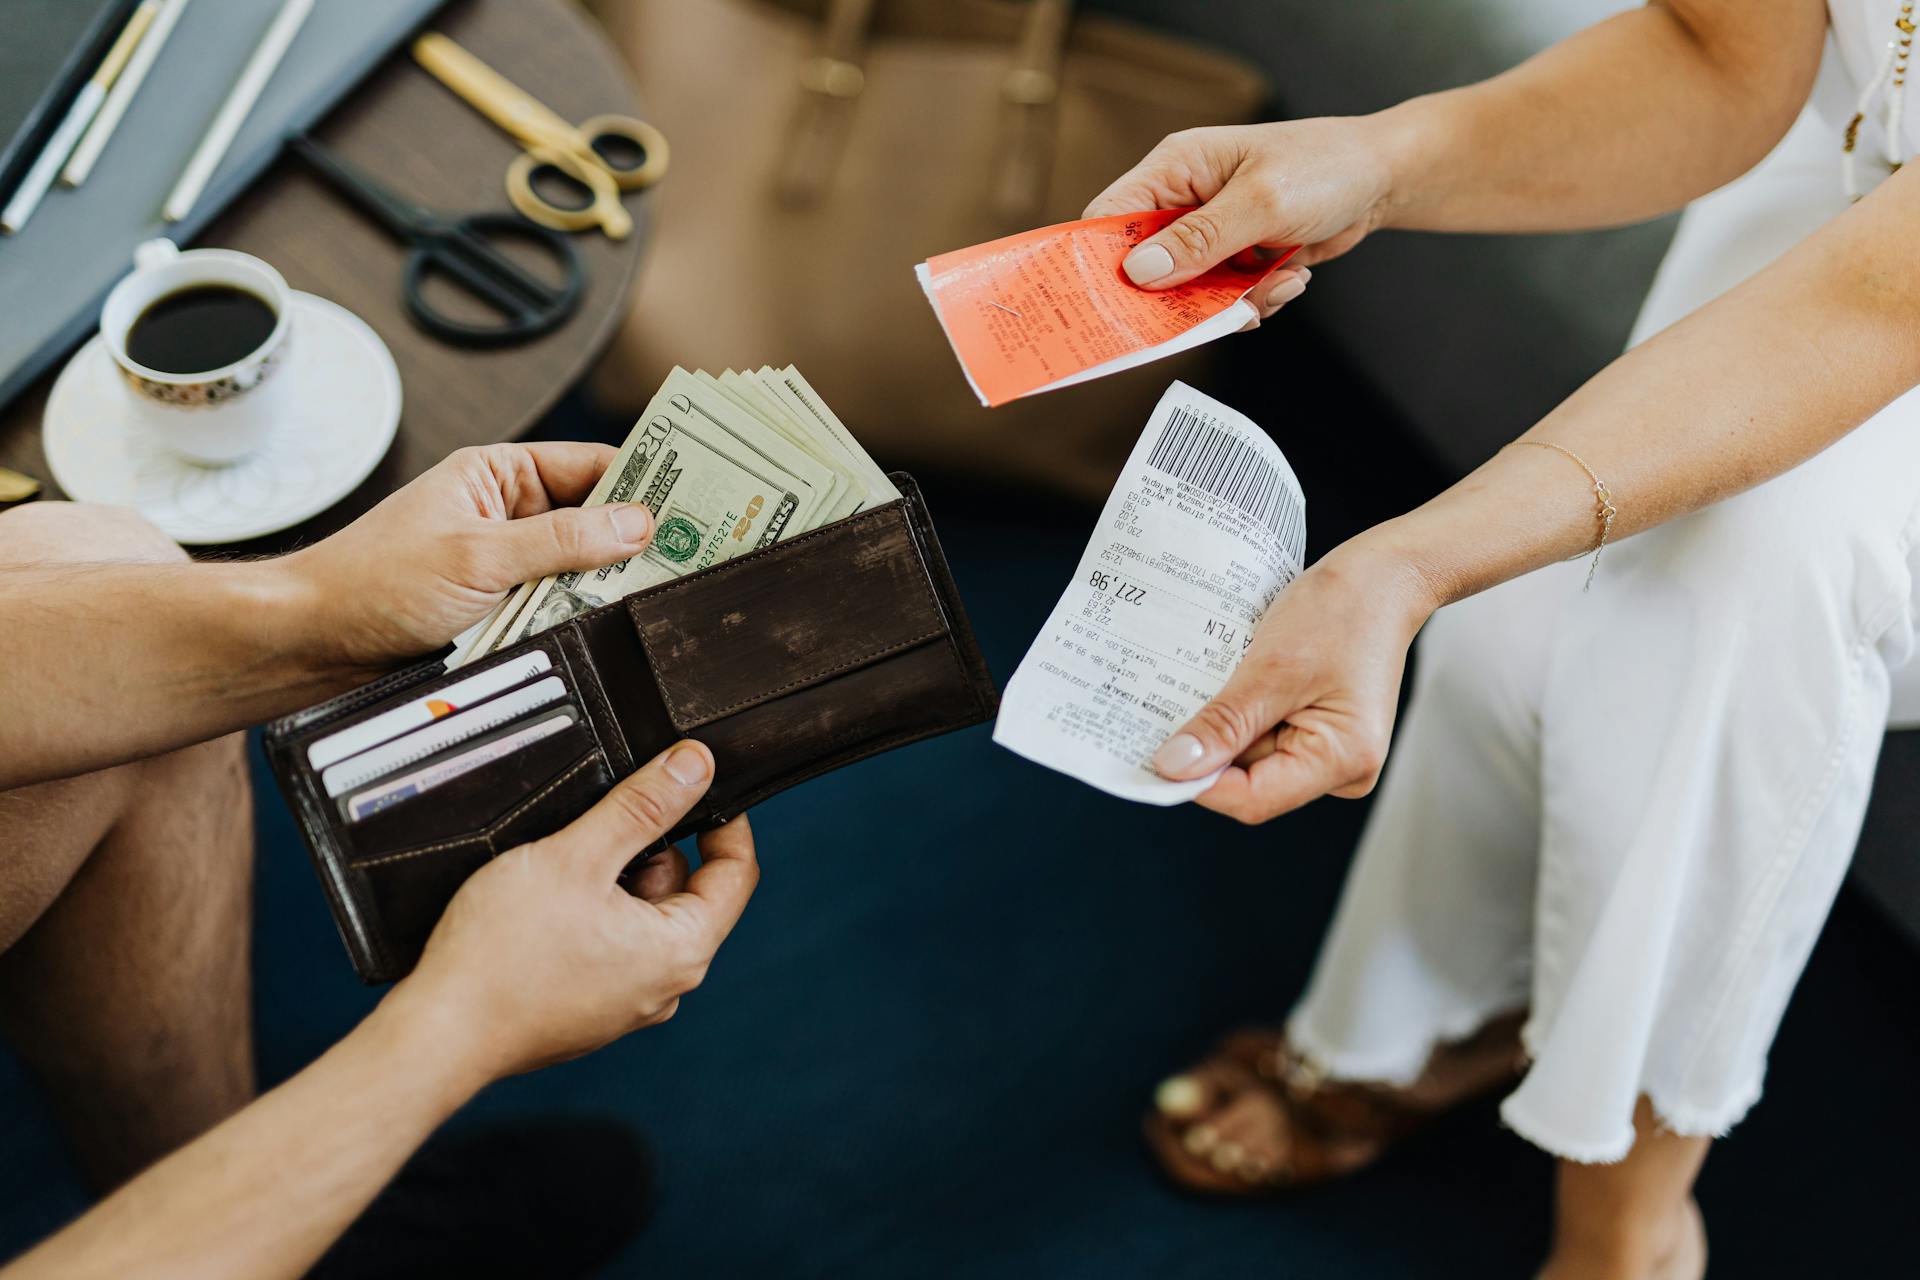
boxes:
[663,743,711,786]
[1267,274,1308,309]
[610,504,653,545]
[1123,243,1175,285]
[1153,732,1207,776]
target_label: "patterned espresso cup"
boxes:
[99,239,295,465]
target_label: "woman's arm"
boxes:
[1154,161,1920,820]
[1084,0,1827,296]
[1376,0,1828,235]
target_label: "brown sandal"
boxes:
[1142,1028,1464,1196]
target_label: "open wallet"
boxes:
[264,475,996,983]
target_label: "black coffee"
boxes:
[126,285,277,375]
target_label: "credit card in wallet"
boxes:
[307,651,553,770]
[343,710,577,822]
[321,676,568,798]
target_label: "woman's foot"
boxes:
[1144,1011,1528,1196]
[1535,1196,1706,1280]
[1538,1097,1712,1280]
[1668,1199,1708,1280]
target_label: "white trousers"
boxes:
[1286,58,1920,1162]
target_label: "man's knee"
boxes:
[0,765,141,951]
[0,502,185,570]
[0,731,250,953]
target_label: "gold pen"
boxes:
[63,0,191,189]
[0,0,160,234]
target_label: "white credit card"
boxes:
[307,651,552,770]
[321,676,569,798]
[344,710,577,822]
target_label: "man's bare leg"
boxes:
[1538,1096,1710,1280]
[0,504,255,1189]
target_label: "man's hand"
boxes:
[1151,539,1440,824]
[0,739,755,1280]
[1083,118,1396,323]
[388,739,758,1081]
[286,442,656,669]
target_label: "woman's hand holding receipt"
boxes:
[1081,119,1396,322]
[993,380,1425,822]
[917,212,1293,406]
[993,382,1308,803]
[1147,533,1435,823]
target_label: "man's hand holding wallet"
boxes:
[387,738,760,1083]
[266,369,996,983]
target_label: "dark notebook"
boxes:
[0,0,141,203]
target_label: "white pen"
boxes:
[161,0,313,224]
[0,1,160,235]
[62,0,191,190]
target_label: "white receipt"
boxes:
[993,381,1306,804]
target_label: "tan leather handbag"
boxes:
[587,0,1269,498]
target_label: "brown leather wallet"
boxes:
[263,475,996,983]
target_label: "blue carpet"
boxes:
[3,349,1916,1275]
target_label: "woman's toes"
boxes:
[1208,1139,1246,1174]
[1213,1089,1286,1144]
[1155,1074,1208,1120]
[1182,1122,1220,1157]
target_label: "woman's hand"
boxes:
[1083,117,1398,322]
[1151,536,1442,823]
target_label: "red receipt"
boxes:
[916,210,1293,407]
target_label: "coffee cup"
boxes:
[100,239,294,465]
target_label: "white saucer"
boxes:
[44,292,401,545]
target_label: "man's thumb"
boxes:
[492,503,654,584]
[1152,672,1277,780]
[1121,184,1265,290]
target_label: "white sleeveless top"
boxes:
[1830,0,1914,97]
[1627,0,1920,726]
[1825,0,1919,186]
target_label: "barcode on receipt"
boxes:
[1145,406,1304,555]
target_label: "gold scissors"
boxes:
[411,33,668,240]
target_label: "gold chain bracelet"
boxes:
[1505,440,1617,592]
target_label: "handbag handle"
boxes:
[991,0,1071,219]
[797,0,876,101]
[775,0,1074,215]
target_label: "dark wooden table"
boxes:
[0,0,651,546]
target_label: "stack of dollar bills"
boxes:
[452,366,899,668]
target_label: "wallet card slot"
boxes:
[483,746,615,852]
[285,630,586,761]
[352,747,612,869]
[625,501,950,732]
[347,748,615,975]
[343,717,597,862]
[266,654,449,741]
